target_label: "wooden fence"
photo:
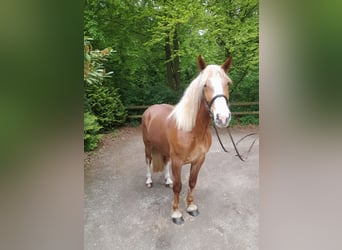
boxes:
[127,101,259,119]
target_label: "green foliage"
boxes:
[84,36,113,85]
[229,115,259,126]
[238,115,259,125]
[85,84,127,130]
[230,70,259,103]
[129,119,140,128]
[84,10,105,46]
[84,0,259,127]
[84,112,103,151]
[241,115,259,125]
[84,36,128,152]
[229,116,239,126]
[117,80,181,106]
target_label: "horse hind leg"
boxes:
[145,148,166,188]
[145,157,153,188]
[144,144,153,187]
[164,161,173,188]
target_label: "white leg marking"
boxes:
[146,162,152,188]
[171,210,182,219]
[164,162,173,187]
[187,204,198,212]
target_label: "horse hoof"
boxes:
[172,216,184,225]
[187,209,200,217]
[146,183,153,188]
[165,183,173,188]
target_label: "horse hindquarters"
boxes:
[141,109,151,160]
[142,104,173,160]
[142,104,174,187]
[142,110,154,187]
[142,106,169,173]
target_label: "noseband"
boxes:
[202,89,229,117]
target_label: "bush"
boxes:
[86,84,127,130]
[84,112,103,151]
[239,115,259,125]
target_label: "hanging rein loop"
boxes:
[203,90,258,161]
[217,124,257,161]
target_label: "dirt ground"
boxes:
[84,125,259,250]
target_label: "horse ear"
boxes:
[221,56,232,73]
[197,55,206,71]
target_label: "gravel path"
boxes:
[84,125,259,250]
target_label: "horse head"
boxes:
[198,55,233,128]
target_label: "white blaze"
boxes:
[211,76,230,124]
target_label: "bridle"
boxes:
[202,87,229,118]
[203,88,257,162]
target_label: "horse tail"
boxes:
[151,148,166,173]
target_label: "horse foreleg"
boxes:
[186,157,205,217]
[171,160,184,224]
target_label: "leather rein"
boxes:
[203,91,258,161]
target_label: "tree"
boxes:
[84,0,259,106]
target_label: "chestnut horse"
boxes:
[142,55,232,224]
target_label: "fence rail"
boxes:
[127,102,259,119]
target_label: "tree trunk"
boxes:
[173,27,181,90]
[165,30,174,88]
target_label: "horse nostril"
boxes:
[216,114,223,124]
[215,114,224,124]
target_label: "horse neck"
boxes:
[193,100,211,134]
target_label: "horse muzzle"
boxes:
[214,112,231,128]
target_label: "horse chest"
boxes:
[172,133,211,164]
[185,144,208,163]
